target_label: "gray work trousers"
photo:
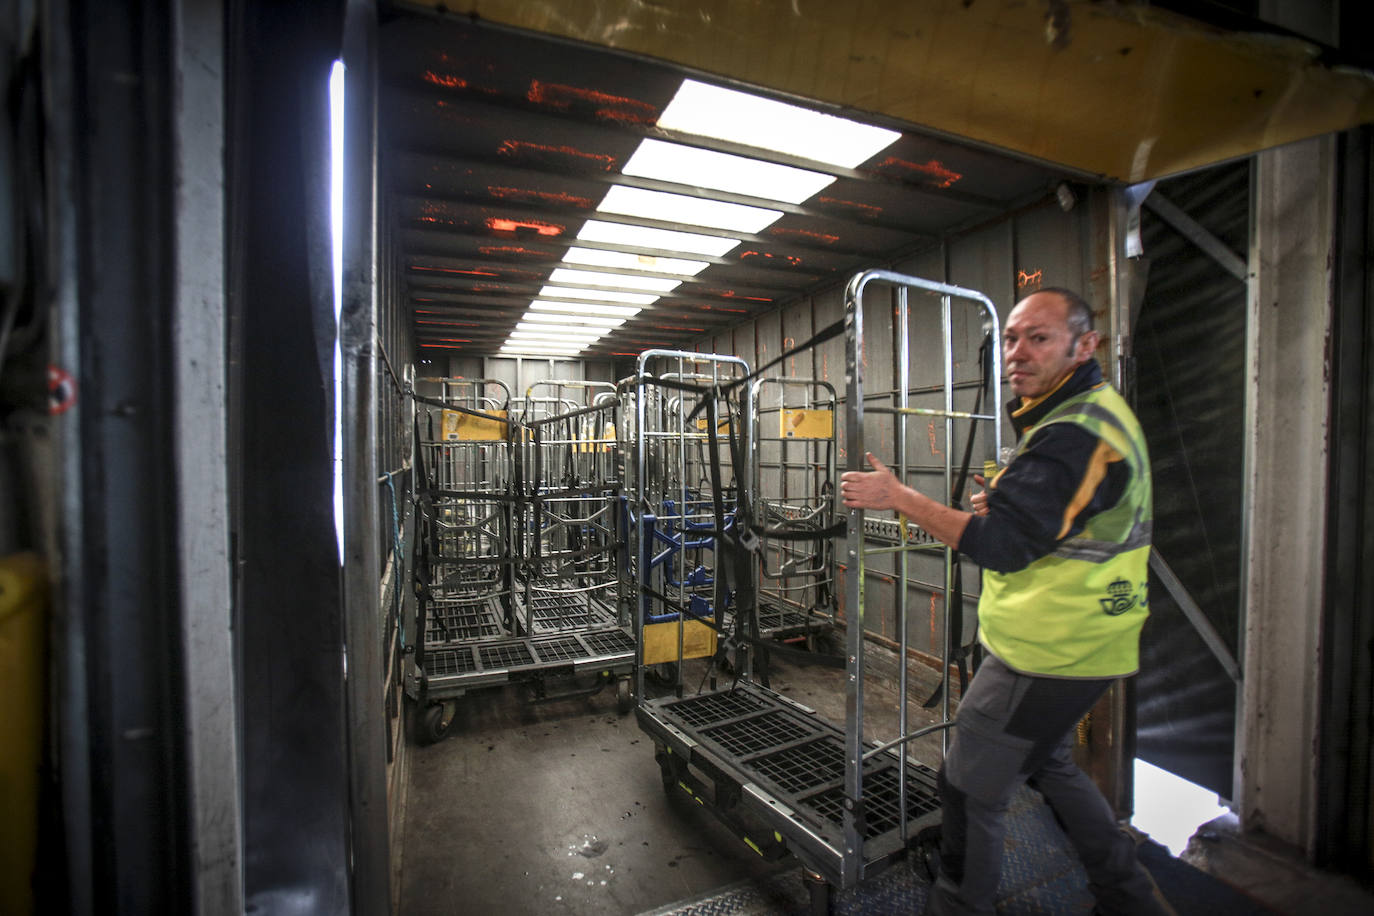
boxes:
[924,653,1168,916]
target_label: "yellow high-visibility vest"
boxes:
[978,383,1152,678]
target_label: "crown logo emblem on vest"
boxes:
[1099,577,1136,616]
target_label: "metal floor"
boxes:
[394,652,1374,916]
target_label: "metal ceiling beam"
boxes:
[388,140,1006,224]
[405,269,785,304]
[391,191,907,263]
[381,85,1014,209]
[396,226,825,287]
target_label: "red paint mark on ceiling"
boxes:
[712,290,773,302]
[496,139,617,171]
[478,245,551,258]
[768,227,841,245]
[423,71,468,90]
[872,157,963,188]
[1016,268,1044,290]
[486,216,564,237]
[419,343,469,350]
[487,186,593,208]
[526,81,658,124]
[410,265,500,278]
[817,196,883,217]
[417,319,480,327]
[738,250,803,267]
[698,305,749,314]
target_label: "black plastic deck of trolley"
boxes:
[423,622,635,696]
[527,591,620,633]
[637,681,941,886]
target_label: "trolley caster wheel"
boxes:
[616,676,633,714]
[416,702,452,746]
[656,749,685,795]
[801,869,831,916]
[647,662,679,687]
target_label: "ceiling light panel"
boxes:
[657,79,901,169]
[576,220,740,258]
[623,138,834,204]
[514,321,608,336]
[530,300,642,318]
[599,185,780,235]
[537,285,658,305]
[547,267,681,294]
[499,342,586,355]
[519,311,625,328]
[562,246,710,277]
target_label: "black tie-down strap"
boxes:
[704,389,851,681]
[924,331,993,708]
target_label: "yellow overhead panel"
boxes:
[424,0,1374,181]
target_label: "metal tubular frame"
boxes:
[406,376,635,737]
[631,276,1000,894]
[748,376,840,642]
[414,378,515,657]
[841,269,1002,885]
[628,350,751,700]
[516,380,623,637]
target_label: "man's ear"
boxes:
[1075,329,1100,363]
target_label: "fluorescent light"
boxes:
[547,267,681,294]
[623,138,834,204]
[520,311,625,328]
[657,79,900,169]
[599,185,780,234]
[562,246,709,278]
[531,300,641,318]
[500,341,587,353]
[538,285,658,305]
[510,332,604,345]
[577,219,739,258]
[514,322,606,337]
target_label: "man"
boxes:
[839,288,1169,915]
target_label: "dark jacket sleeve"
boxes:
[957,422,1129,573]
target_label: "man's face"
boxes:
[1002,292,1096,399]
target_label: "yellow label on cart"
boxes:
[442,409,508,441]
[780,408,833,439]
[693,417,732,434]
[642,619,717,665]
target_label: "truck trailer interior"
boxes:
[3,1,1374,914]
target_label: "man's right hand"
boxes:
[970,474,989,516]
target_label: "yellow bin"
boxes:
[0,552,46,916]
